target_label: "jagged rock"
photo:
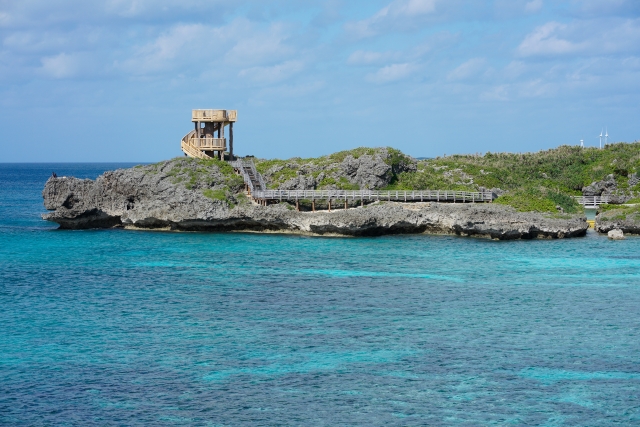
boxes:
[340,154,392,189]
[608,229,625,240]
[259,147,417,190]
[279,175,317,190]
[42,163,588,239]
[582,174,617,196]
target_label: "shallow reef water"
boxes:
[1,163,639,426]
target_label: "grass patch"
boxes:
[494,190,558,213]
[202,189,227,201]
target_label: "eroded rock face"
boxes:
[41,161,235,230]
[582,173,638,203]
[340,154,393,189]
[42,163,588,239]
[260,148,417,190]
[595,208,640,235]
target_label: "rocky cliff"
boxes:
[42,159,588,239]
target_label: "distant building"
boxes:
[181,109,237,160]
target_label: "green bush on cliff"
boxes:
[422,143,640,194]
[494,190,557,213]
[494,188,582,213]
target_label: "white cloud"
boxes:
[40,53,79,78]
[525,0,543,13]
[366,62,417,83]
[238,60,304,84]
[347,50,397,65]
[480,85,509,101]
[223,23,294,67]
[518,78,554,97]
[345,0,438,38]
[518,22,580,56]
[518,18,640,57]
[503,61,527,79]
[447,58,486,81]
[119,19,297,75]
[0,12,11,27]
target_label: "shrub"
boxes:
[202,189,227,201]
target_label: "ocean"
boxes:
[1,163,639,426]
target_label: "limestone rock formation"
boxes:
[42,160,588,239]
[608,229,625,240]
[259,147,417,190]
[595,206,640,235]
[582,173,638,203]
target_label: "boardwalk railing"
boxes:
[191,137,225,150]
[573,196,610,207]
[251,189,494,203]
[230,159,266,193]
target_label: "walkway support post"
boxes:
[229,122,234,161]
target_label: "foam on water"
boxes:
[1,164,640,426]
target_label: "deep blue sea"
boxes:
[1,163,640,426]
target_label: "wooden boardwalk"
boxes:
[573,196,609,208]
[230,159,494,206]
[251,189,494,203]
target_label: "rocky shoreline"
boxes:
[595,205,640,235]
[41,163,588,239]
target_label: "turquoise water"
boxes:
[1,164,640,426]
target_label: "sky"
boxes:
[1,0,639,162]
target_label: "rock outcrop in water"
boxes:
[42,160,588,239]
[595,205,640,235]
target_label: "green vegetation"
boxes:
[162,157,244,192]
[403,143,640,213]
[255,147,415,190]
[420,143,640,194]
[598,203,640,222]
[202,189,226,201]
[153,142,640,213]
[600,206,638,222]
[493,188,581,213]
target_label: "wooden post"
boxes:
[344,200,348,210]
[229,122,234,161]
[361,197,364,207]
[312,200,316,212]
[296,200,299,211]
[328,200,331,212]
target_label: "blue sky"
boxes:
[1,0,639,162]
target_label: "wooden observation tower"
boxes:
[181,109,237,160]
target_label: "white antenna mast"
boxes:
[599,129,603,149]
